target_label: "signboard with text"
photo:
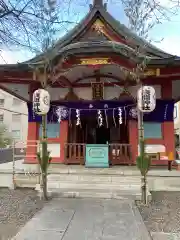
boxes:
[91,82,104,100]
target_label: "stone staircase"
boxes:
[2,163,180,199]
[35,171,152,200]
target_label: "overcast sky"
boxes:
[1,0,180,64]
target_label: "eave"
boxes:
[0,63,30,71]
[0,42,179,86]
[148,56,180,66]
[0,84,29,102]
[24,3,174,65]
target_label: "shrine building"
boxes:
[0,0,179,167]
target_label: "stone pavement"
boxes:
[151,232,180,240]
[12,198,152,240]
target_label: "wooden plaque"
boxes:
[91,82,104,100]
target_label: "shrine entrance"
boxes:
[96,126,110,144]
[65,115,131,166]
[67,116,129,145]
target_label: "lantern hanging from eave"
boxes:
[33,89,50,115]
[137,86,156,112]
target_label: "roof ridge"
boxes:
[93,0,103,6]
[90,0,107,10]
[25,2,175,64]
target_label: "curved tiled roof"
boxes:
[1,0,178,70]
[24,1,175,65]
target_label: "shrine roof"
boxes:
[0,41,179,72]
[0,0,180,71]
[24,0,175,65]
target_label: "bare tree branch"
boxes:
[0,0,77,53]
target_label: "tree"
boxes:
[37,141,52,200]
[31,0,61,201]
[117,0,176,204]
[0,0,75,53]
[0,0,77,200]
[122,0,154,205]
[136,136,151,204]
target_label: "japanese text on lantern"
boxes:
[142,88,151,111]
[137,86,156,113]
[92,82,104,100]
[33,91,41,113]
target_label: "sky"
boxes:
[1,0,180,64]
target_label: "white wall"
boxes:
[0,90,28,142]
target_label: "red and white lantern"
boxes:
[33,89,50,115]
[137,86,156,112]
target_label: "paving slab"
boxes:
[12,198,151,240]
[151,232,180,240]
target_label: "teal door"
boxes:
[85,144,109,168]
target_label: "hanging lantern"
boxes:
[33,89,50,115]
[137,86,156,112]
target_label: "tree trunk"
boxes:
[141,175,147,205]
[42,171,48,200]
[41,114,48,200]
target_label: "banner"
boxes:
[27,99,174,123]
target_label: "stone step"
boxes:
[47,181,141,190]
[14,174,39,188]
[47,180,141,186]
[47,174,141,183]
[39,187,151,201]
[55,189,142,200]
[14,173,142,189]
[15,178,38,188]
[48,167,140,176]
[36,183,144,200]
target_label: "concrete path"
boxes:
[12,198,151,240]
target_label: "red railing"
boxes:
[65,143,85,165]
[109,144,132,165]
[65,143,132,165]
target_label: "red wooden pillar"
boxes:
[161,81,175,158]
[25,121,69,164]
[25,122,38,163]
[24,84,39,163]
[129,120,138,163]
[163,122,175,158]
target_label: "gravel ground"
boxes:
[0,188,45,240]
[137,191,180,233]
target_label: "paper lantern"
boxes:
[137,86,156,112]
[33,89,50,115]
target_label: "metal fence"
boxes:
[0,141,41,189]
